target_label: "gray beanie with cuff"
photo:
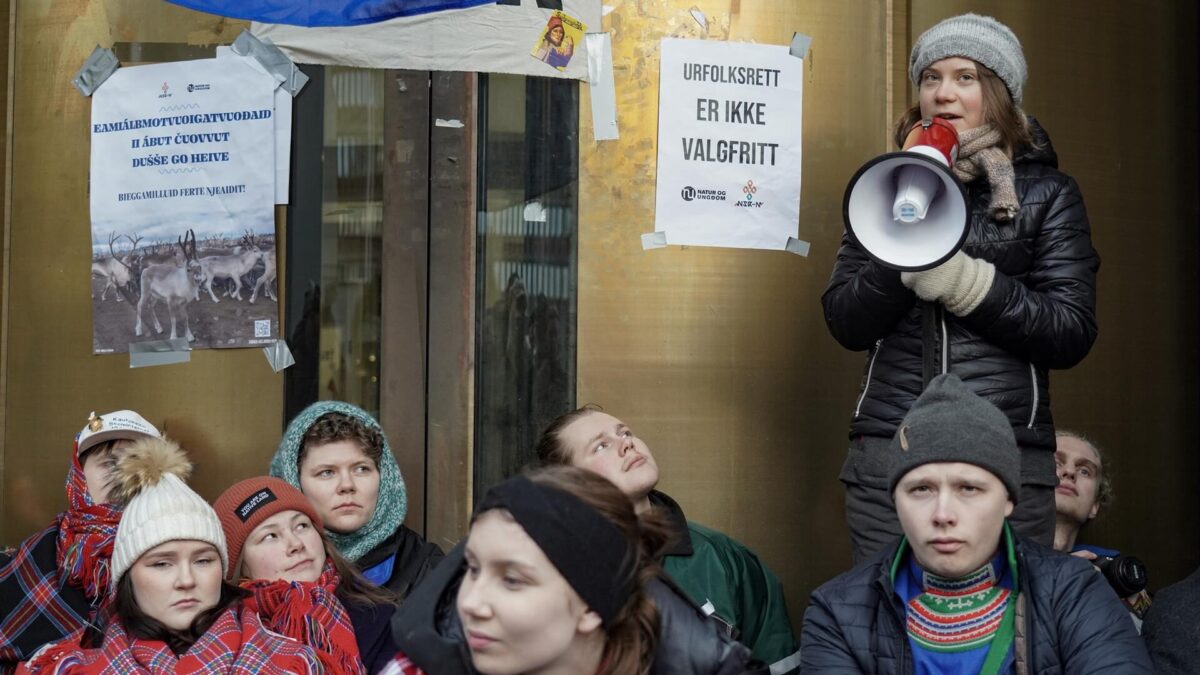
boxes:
[887,373,1020,502]
[909,13,1027,105]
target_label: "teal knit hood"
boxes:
[270,400,408,562]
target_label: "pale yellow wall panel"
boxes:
[1,1,278,544]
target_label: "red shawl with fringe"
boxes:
[17,602,321,674]
[240,559,364,675]
[55,451,121,602]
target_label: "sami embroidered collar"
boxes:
[889,523,1020,675]
[907,557,1010,652]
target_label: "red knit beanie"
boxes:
[214,476,323,580]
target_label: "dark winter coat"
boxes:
[651,491,798,670]
[390,543,759,675]
[357,524,444,601]
[822,120,1099,464]
[1141,566,1200,675]
[799,535,1154,674]
[345,600,398,674]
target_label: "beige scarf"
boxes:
[953,125,1019,221]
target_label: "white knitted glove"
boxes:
[900,251,996,317]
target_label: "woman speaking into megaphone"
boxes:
[821,13,1100,562]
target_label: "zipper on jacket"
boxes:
[854,338,883,418]
[1027,363,1039,429]
[940,309,949,374]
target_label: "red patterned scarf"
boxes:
[55,451,122,603]
[240,559,364,675]
[18,602,321,674]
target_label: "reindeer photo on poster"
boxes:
[89,56,280,354]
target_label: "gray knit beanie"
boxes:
[887,373,1020,502]
[909,13,1027,105]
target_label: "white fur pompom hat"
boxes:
[108,437,228,588]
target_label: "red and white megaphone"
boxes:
[843,117,969,271]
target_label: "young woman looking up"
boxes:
[535,406,799,671]
[216,476,399,673]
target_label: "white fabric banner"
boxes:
[653,38,804,250]
[253,0,602,80]
[89,58,281,354]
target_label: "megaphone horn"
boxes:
[843,117,969,271]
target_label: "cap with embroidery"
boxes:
[76,410,161,458]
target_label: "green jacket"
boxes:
[651,491,799,671]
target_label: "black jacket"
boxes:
[358,524,444,601]
[390,543,758,675]
[1141,566,1200,675]
[799,535,1154,673]
[345,600,398,674]
[822,120,1099,456]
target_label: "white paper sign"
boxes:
[654,38,803,250]
[217,45,293,205]
[90,58,281,354]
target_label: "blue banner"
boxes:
[166,0,496,27]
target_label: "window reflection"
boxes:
[475,74,578,492]
[319,68,384,416]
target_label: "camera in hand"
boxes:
[1093,554,1147,597]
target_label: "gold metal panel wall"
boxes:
[0,2,281,543]
[579,0,1199,625]
[578,0,893,626]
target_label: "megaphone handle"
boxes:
[920,300,940,390]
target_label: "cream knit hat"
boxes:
[108,437,228,588]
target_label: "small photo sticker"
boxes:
[532,10,587,72]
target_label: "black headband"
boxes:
[474,475,635,625]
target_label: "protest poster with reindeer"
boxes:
[89,56,281,354]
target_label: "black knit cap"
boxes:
[474,475,635,625]
[887,373,1021,502]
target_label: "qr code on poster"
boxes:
[254,320,271,338]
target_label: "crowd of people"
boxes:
[1,11,1197,675]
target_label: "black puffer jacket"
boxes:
[390,543,758,675]
[823,120,1099,456]
[799,536,1154,673]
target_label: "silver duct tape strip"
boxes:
[263,340,296,372]
[129,338,191,368]
[586,33,619,141]
[72,46,120,97]
[789,32,812,60]
[641,231,668,250]
[785,236,811,257]
[233,30,309,96]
